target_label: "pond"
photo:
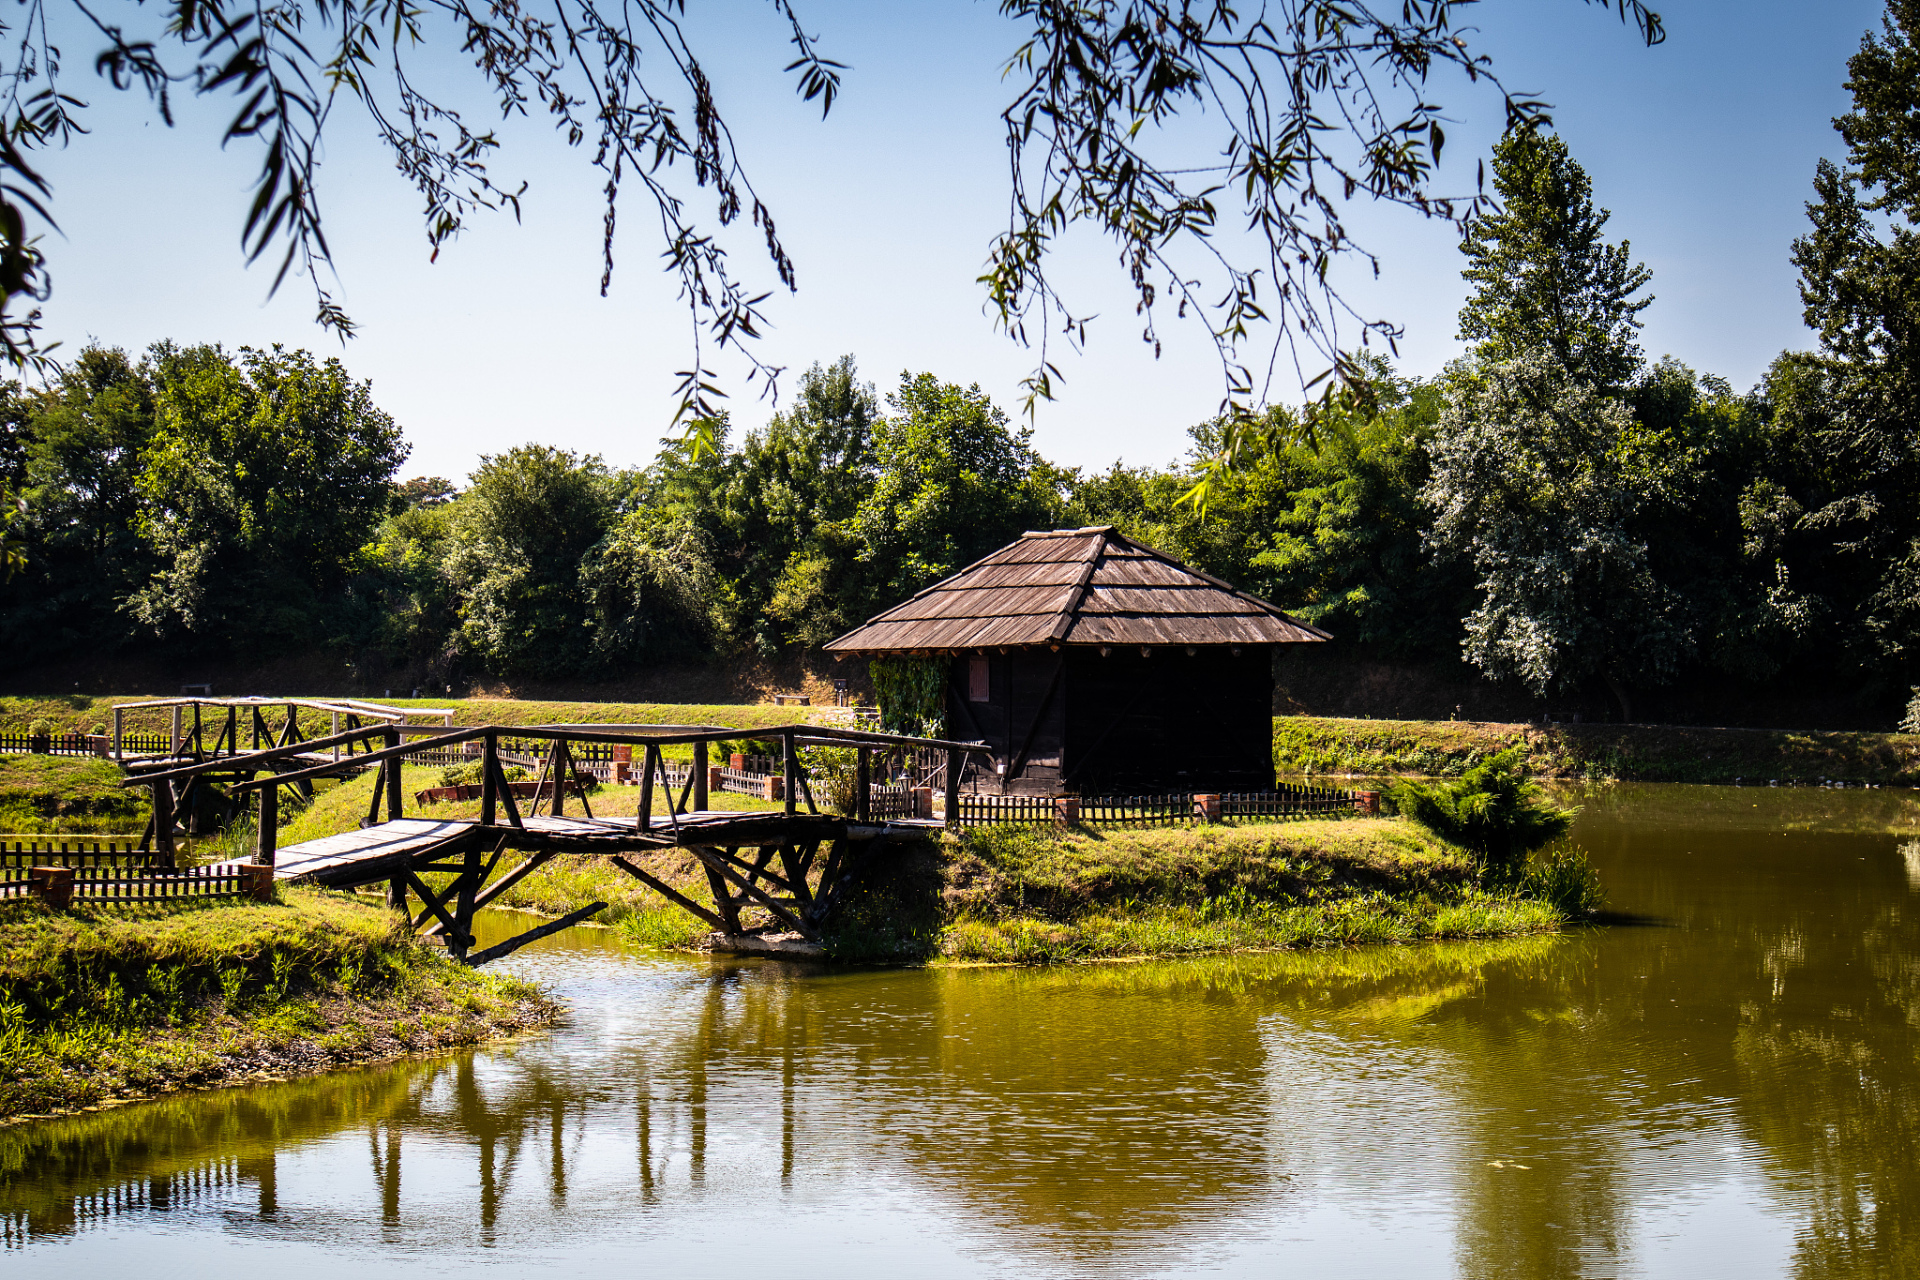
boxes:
[5,783,1920,1278]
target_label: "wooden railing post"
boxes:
[170,705,182,755]
[151,780,176,869]
[225,705,237,757]
[191,702,203,758]
[783,731,797,819]
[944,748,961,828]
[113,707,124,762]
[638,744,656,832]
[481,732,498,827]
[692,741,709,812]
[256,779,278,867]
[857,747,871,822]
[385,727,403,820]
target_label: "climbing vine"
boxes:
[868,658,947,737]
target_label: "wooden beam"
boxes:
[402,868,469,948]
[385,728,403,820]
[608,855,727,930]
[692,740,708,812]
[255,779,277,868]
[463,903,607,968]
[687,845,815,940]
[783,731,796,819]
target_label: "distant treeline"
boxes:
[8,20,1920,723]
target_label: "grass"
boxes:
[1273,715,1920,785]
[907,819,1562,965]
[0,754,148,834]
[0,886,555,1122]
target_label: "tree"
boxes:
[0,346,157,655]
[851,373,1063,609]
[716,357,880,651]
[445,445,616,677]
[1458,130,1653,388]
[1425,350,1687,714]
[1778,0,1920,675]
[0,1,1663,426]
[126,343,408,650]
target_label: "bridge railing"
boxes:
[121,720,995,866]
[108,697,456,765]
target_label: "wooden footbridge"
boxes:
[123,712,987,966]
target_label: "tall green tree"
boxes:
[1776,0,1920,676]
[1430,131,1677,715]
[1458,130,1653,388]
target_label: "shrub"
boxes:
[797,745,859,814]
[26,718,52,737]
[437,762,528,787]
[1387,747,1575,886]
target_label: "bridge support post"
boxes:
[255,779,278,867]
[944,749,962,828]
[692,741,708,812]
[151,779,176,869]
[857,748,871,822]
[783,731,797,819]
[385,728,403,820]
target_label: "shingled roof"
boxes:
[824,527,1330,654]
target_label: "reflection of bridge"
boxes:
[129,719,986,962]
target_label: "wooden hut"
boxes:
[824,527,1329,794]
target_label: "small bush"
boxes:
[1387,747,1576,886]
[1521,846,1606,918]
[437,762,528,787]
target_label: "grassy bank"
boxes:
[0,889,556,1122]
[1274,716,1920,785]
[0,755,148,834]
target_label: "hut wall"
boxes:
[1060,648,1274,793]
[946,651,1068,794]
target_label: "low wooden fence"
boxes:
[0,863,273,908]
[0,732,170,757]
[950,787,1369,830]
[0,840,157,869]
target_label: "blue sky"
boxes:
[25,0,1888,481]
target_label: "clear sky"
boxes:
[23,0,1889,481]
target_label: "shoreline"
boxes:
[0,890,560,1126]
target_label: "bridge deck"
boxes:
[261,811,943,888]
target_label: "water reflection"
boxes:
[6,785,1920,1276]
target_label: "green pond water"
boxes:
[6,782,1920,1278]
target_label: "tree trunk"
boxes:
[1602,672,1633,724]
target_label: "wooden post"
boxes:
[388,876,408,914]
[28,866,74,911]
[693,741,709,812]
[225,705,237,757]
[332,711,342,762]
[944,748,962,828]
[152,780,176,868]
[192,702,203,757]
[481,733,498,827]
[113,707,124,762]
[256,780,278,867]
[857,747,871,822]
[240,863,275,903]
[385,728,403,820]
[170,705,182,755]
[783,731,797,819]
[638,745,655,832]
[451,840,481,959]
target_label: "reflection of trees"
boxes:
[1729,843,1920,1278]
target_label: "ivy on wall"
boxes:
[869,657,947,737]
